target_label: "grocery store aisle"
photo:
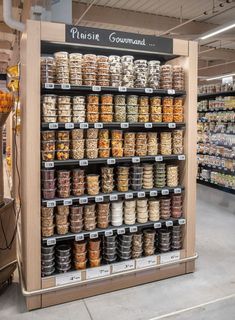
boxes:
[1,184,235,320]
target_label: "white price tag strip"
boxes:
[110,194,118,201]
[49,123,58,129]
[45,162,54,168]
[117,228,125,235]
[120,122,129,129]
[130,226,138,233]
[79,160,88,166]
[56,271,81,286]
[92,85,101,92]
[150,190,158,196]
[65,123,74,129]
[161,189,169,195]
[61,84,71,90]
[46,201,56,208]
[63,199,72,206]
[160,251,180,264]
[47,238,56,246]
[166,220,173,227]
[144,123,153,128]
[94,123,103,128]
[145,88,153,93]
[80,123,89,129]
[178,155,186,161]
[75,234,84,241]
[45,83,54,89]
[79,197,88,204]
[137,191,145,198]
[86,265,110,280]
[105,230,113,237]
[167,89,175,94]
[90,232,98,239]
[155,156,163,162]
[112,260,135,274]
[174,188,182,194]
[118,86,127,92]
[95,196,104,203]
[154,222,162,229]
[132,157,140,163]
[168,123,176,128]
[125,193,133,199]
[178,218,186,225]
[136,256,157,269]
[107,158,116,165]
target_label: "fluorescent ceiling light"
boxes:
[206,73,235,81]
[199,21,235,40]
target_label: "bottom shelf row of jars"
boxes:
[41,225,183,277]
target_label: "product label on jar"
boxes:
[154,222,162,229]
[112,260,135,273]
[174,188,182,194]
[107,158,116,165]
[168,123,176,128]
[125,193,133,199]
[94,122,103,128]
[161,189,169,195]
[178,155,186,161]
[145,88,153,93]
[46,200,56,208]
[178,218,186,225]
[165,220,173,227]
[167,89,175,94]
[137,191,145,198]
[63,199,73,206]
[118,86,127,92]
[92,85,101,92]
[110,194,118,201]
[79,160,88,166]
[144,123,153,128]
[61,84,71,90]
[160,250,180,264]
[120,122,129,129]
[86,265,110,280]
[90,232,98,239]
[79,197,88,204]
[129,226,138,233]
[75,234,84,241]
[56,271,82,286]
[79,123,89,129]
[95,196,104,202]
[136,255,157,269]
[132,157,140,163]
[150,190,158,196]
[47,238,56,245]
[105,230,113,237]
[155,156,163,162]
[48,123,58,129]
[45,83,55,89]
[117,228,125,235]
[65,123,74,129]
[44,162,54,168]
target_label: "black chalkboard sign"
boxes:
[66,25,173,54]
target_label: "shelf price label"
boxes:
[44,162,54,168]
[79,160,88,166]
[95,196,104,203]
[160,251,180,264]
[79,197,88,204]
[130,226,138,233]
[80,123,89,129]
[65,123,74,129]
[94,123,103,129]
[137,191,145,198]
[49,123,58,129]
[145,88,153,93]
[56,271,82,286]
[178,155,186,161]
[92,85,101,92]
[118,86,127,92]
[136,256,157,269]
[178,218,186,225]
[168,123,176,129]
[154,222,162,229]
[150,190,158,197]
[90,232,98,239]
[120,122,129,129]
[161,189,169,195]
[125,193,133,199]
[107,158,116,165]
[63,199,72,206]
[166,220,173,227]
[46,200,56,208]
[132,157,140,163]
[117,228,125,235]
[144,123,153,128]
[105,230,113,237]
[47,238,56,246]
[174,188,182,194]
[167,89,175,95]
[110,194,118,201]
[112,260,135,273]
[75,234,84,241]
[86,265,110,280]
[155,156,163,162]
[45,83,55,89]
[61,84,71,90]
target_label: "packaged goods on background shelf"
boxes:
[41,53,185,90]
[197,154,235,171]
[198,96,235,112]
[198,82,235,94]
[41,225,184,277]
[198,169,235,188]
[197,122,235,134]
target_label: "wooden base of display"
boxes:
[25,259,195,310]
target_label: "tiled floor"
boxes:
[1,184,235,320]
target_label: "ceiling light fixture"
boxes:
[200,21,235,40]
[206,73,235,81]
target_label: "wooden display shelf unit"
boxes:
[20,20,198,310]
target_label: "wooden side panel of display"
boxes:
[41,21,65,42]
[20,20,41,309]
[173,39,188,56]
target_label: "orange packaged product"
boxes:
[163,106,173,114]
[163,113,174,122]
[174,97,184,107]
[87,94,99,104]
[174,105,184,114]
[163,96,174,107]
[173,114,184,122]
[87,104,99,113]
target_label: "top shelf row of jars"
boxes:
[41,52,185,90]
